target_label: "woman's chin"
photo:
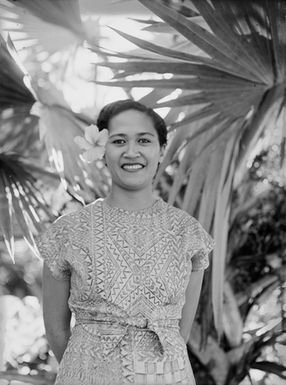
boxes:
[115,179,153,192]
[111,171,155,191]
[122,182,150,191]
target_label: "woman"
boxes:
[37,99,214,385]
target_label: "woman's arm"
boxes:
[42,263,71,363]
[179,270,204,343]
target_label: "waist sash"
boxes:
[76,314,180,357]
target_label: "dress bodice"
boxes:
[37,198,212,322]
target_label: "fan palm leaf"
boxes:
[34,95,109,202]
[0,34,109,260]
[0,34,50,261]
[95,0,286,334]
[0,0,84,61]
[7,0,84,36]
[0,35,35,110]
[0,153,55,261]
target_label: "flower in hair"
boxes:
[74,124,108,163]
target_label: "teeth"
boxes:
[122,164,143,170]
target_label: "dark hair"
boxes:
[96,99,167,147]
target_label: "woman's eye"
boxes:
[138,138,151,144]
[112,139,125,145]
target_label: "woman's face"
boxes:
[104,109,165,192]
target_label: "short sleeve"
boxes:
[185,218,214,272]
[36,216,71,280]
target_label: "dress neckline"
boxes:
[100,197,163,217]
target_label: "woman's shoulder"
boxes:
[162,202,214,257]
[162,201,213,245]
[53,198,103,229]
[162,200,198,228]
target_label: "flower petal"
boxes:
[95,146,106,159]
[85,124,100,144]
[74,136,93,150]
[81,146,105,163]
[97,129,109,146]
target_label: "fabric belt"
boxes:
[76,314,180,356]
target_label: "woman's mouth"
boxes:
[121,163,145,171]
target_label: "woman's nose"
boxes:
[123,142,140,157]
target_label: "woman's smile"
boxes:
[121,163,145,171]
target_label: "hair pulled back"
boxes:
[96,99,167,147]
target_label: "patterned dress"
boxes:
[37,198,214,385]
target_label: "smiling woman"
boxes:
[98,100,166,200]
[36,99,214,385]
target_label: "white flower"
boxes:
[74,124,108,163]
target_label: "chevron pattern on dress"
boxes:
[37,198,214,384]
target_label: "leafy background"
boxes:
[0,1,285,384]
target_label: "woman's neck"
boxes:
[105,187,156,211]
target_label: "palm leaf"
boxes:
[37,104,108,202]
[154,125,190,185]
[197,145,223,230]
[0,170,14,260]
[159,1,199,18]
[0,0,84,60]
[134,20,174,34]
[251,361,286,379]
[0,35,35,110]
[188,321,231,384]
[0,153,55,260]
[31,81,109,201]
[107,27,219,65]
[212,134,239,336]
[138,88,175,107]
[167,140,198,205]
[0,34,40,157]
[191,0,273,84]
[101,60,266,82]
[0,34,108,258]
[96,0,286,336]
[222,282,243,348]
[138,0,268,82]
[0,109,40,156]
[6,0,84,36]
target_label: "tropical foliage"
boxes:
[187,146,286,384]
[0,0,285,384]
[96,0,286,337]
[0,0,111,262]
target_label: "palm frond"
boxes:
[0,153,54,261]
[0,34,108,258]
[0,34,40,156]
[107,27,216,64]
[9,0,84,36]
[36,102,108,202]
[138,0,270,82]
[96,0,286,334]
[0,34,35,110]
[0,0,84,60]
[0,108,40,156]
[251,361,286,380]
[130,19,172,34]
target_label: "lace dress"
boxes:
[36,198,214,385]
